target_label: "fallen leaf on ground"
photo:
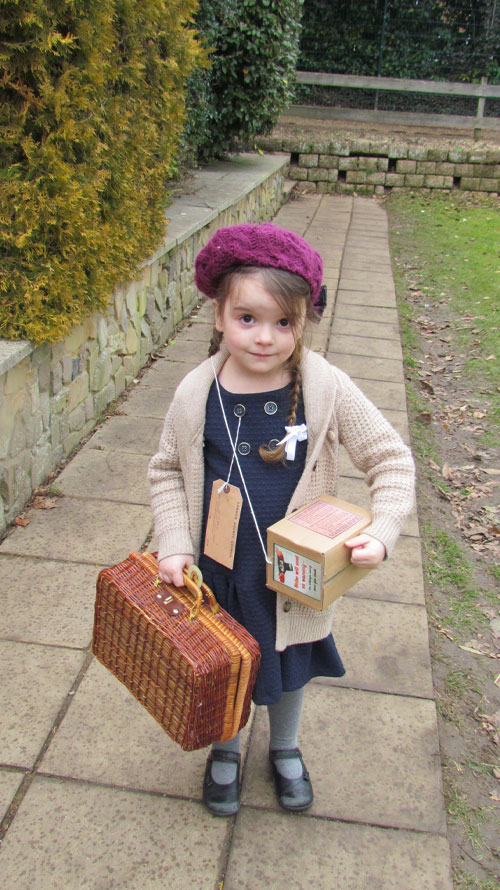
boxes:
[32,496,58,510]
[460,639,493,656]
[14,515,30,527]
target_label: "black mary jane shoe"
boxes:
[202,750,241,816]
[269,747,313,812]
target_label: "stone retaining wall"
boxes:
[257,135,500,195]
[0,154,288,535]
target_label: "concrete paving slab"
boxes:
[225,809,453,890]
[56,450,150,505]
[0,776,230,890]
[189,310,213,326]
[345,227,390,241]
[335,304,400,325]
[120,384,177,418]
[327,333,403,361]
[88,415,164,455]
[332,317,401,341]
[309,237,347,249]
[315,596,433,698]
[336,289,397,310]
[0,555,96,647]
[309,328,329,352]
[347,218,388,228]
[0,497,152,565]
[351,377,407,411]
[342,257,393,273]
[243,685,446,833]
[322,276,339,293]
[344,243,391,255]
[135,358,198,393]
[40,659,253,798]
[341,268,394,282]
[339,277,396,295]
[0,769,24,822]
[174,322,213,341]
[160,339,207,363]
[347,536,426,606]
[337,475,419,537]
[0,641,86,768]
[327,351,405,383]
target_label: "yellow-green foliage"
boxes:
[0,0,205,342]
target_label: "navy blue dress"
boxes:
[198,380,345,705]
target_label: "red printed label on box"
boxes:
[289,499,361,539]
[272,544,322,600]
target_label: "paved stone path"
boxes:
[0,193,454,889]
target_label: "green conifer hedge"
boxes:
[0,0,204,342]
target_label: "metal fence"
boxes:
[296,0,500,119]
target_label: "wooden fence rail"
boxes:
[292,71,500,132]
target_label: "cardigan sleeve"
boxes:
[148,401,195,562]
[334,370,415,555]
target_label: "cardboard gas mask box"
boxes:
[266,495,374,611]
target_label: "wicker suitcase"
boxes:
[92,551,260,751]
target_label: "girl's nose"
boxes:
[255,323,273,344]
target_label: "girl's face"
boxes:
[213,273,303,388]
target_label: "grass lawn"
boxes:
[386,190,500,890]
[388,191,500,439]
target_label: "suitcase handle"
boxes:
[128,552,220,621]
[182,569,220,620]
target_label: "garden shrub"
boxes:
[0,0,205,342]
[184,0,303,161]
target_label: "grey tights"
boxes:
[210,687,305,783]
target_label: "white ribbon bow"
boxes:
[277,424,308,461]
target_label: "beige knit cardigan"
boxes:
[148,347,415,651]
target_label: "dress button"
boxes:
[268,438,280,450]
[238,442,251,456]
[234,404,246,418]
[283,601,292,612]
[264,401,278,415]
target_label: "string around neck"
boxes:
[210,358,272,566]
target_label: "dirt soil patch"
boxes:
[274,112,500,150]
[393,282,500,886]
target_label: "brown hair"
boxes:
[208,266,318,463]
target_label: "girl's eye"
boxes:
[241,314,254,324]
[278,318,290,328]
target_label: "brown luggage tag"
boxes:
[204,479,242,569]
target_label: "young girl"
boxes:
[148,223,415,817]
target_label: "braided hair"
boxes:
[208,266,318,464]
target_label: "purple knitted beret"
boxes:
[194,223,326,314]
